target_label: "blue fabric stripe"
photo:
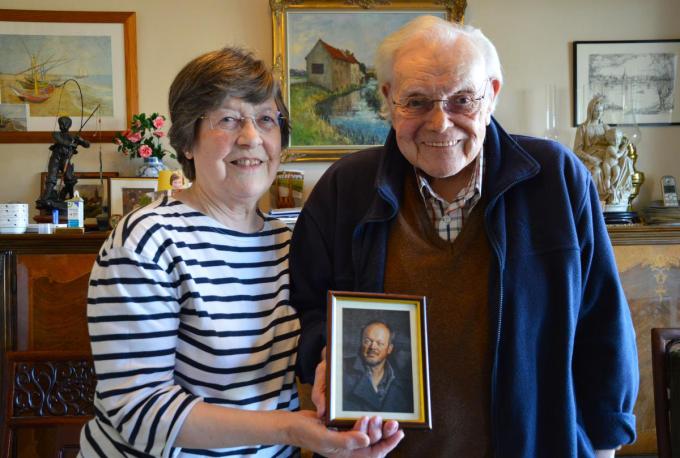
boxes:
[175,364,295,392]
[145,389,183,454]
[180,313,299,338]
[177,283,289,305]
[90,329,178,342]
[90,268,287,288]
[172,239,289,253]
[89,312,179,323]
[202,381,296,406]
[88,294,178,305]
[175,347,296,375]
[95,365,174,381]
[177,328,301,357]
[180,299,290,320]
[94,347,175,361]
[182,443,280,457]
[96,256,163,270]
[163,394,198,454]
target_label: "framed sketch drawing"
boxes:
[326,290,431,428]
[109,177,157,218]
[0,9,138,143]
[270,0,467,161]
[573,40,680,127]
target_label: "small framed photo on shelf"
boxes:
[109,177,158,218]
[39,171,118,227]
[325,290,431,429]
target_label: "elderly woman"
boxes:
[80,47,402,458]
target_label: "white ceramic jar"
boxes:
[0,203,29,234]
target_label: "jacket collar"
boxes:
[372,129,408,219]
[482,117,540,202]
[372,117,540,218]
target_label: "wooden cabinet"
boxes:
[0,227,679,455]
[0,232,107,457]
[609,226,680,456]
[1,232,107,353]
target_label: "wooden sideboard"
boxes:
[608,225,680,456]
[0,232,108,457]
[0,227,679,456]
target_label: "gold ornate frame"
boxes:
[270,0,467,162]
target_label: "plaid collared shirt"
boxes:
[416,153,484,242]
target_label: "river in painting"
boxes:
[316,79,390,146]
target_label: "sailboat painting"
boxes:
[0,11,135,142]
[0,34,114,118]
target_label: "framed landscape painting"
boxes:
[270,0,467,161]
[109,177,157,218]
[325,290,431,429]
[0,9,138,143]
[573,40,680,126]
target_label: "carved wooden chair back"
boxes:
[651,328,680,458]
[1,351,95,458]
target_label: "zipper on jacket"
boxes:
[492,272,504,457]
[484,200,506,458]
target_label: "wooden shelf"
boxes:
[607,224,680,245]
[0,231,109,253]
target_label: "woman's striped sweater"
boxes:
[79,197,300,458]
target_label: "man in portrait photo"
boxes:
[343,319,413,413]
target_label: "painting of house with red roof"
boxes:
[285,10,447,148]
[305,39,363,92]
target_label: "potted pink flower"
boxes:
[114,112,176,177]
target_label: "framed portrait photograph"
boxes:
[109,177,157,218]
[39,171,118,227]
[0,9,138,143]
[573,40,680,126]
[325,290,431,429]
[270,0,467,161]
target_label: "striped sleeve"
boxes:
[87,244,200,457]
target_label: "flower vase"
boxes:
[137,157,166,178]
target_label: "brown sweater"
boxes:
[383,173,493,457]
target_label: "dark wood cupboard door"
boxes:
[15,254,96,352]
[0,233,107,458]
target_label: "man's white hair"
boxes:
[375,15,503,114]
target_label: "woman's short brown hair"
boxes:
[167,47,290,181]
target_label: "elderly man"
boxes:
[343,321,413,413]
[291,16,638,457]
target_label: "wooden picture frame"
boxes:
[39,171,118,226]
[108,177,157,218]
[573,40,680,127]
[0,9,138,143]
[270,0,467,162]
[326,290,431,428]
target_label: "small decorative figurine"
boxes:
[573,95,635,216]
[36,116,90,212]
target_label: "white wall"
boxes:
[469,0,680,207]
[1,0,678,217]
[0,0,273,216]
